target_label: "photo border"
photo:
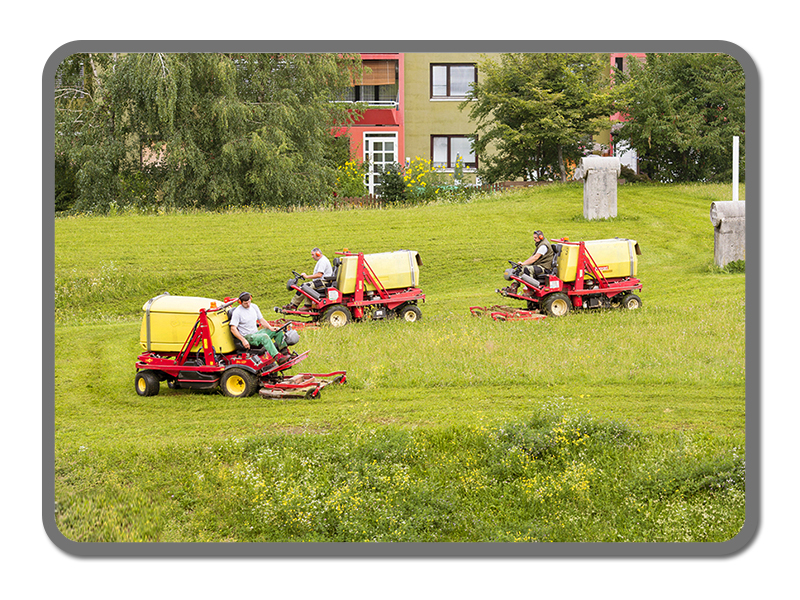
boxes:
[43,39,759,558]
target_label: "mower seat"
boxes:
[232,337,266,355]
[543,244,562,276]
[322,258,340,287]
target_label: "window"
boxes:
[430,64,477,99]
[431,135,476,169]
[343,59,399,106]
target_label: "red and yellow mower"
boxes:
[476,238,644,319]
[134,294,345,399]
[276,249,425,327]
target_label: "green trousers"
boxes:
[244,329,286,356]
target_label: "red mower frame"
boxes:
[276,250,425,327]
[498,240,643,317]
[135,298,345,399]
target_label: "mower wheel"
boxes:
[542,292,571,317]
[135,370,160,397]
[621,293,642,310]
[220,368,257,398]
[321,305,352,327]
[398,305,422,322]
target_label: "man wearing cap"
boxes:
[230,292,289,363]
[284,247,333,310]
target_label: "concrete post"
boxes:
[710,201,746,267]
[577,156,621,219]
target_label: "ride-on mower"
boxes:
[276,249,425,327]
[496,238,643,317]
[134,293,346,398]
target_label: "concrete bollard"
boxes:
[576,156,621,219]
[710,201,746,267]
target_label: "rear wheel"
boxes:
[398,304,422,322]
[542,292,571,317]
[135,371,160,397]
[220,368,257,398]
[621,293,642,310]
[321,305,352,327]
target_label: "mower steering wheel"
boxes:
[275,321,293,333]
[292,270,305,280]
[508,260,522,268]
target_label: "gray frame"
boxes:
[43,40,759,558]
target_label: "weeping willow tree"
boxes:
[54,53,362,212]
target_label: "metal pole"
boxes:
[732,136,740,201]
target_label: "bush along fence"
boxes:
[332,180,552,209]
[331,157,554,209]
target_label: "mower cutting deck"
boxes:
[469,305,546,322]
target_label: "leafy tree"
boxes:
[611,53,746,182]
[54,53,363,212]
[462,53,613,183]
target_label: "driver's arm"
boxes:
[258,318,277,331]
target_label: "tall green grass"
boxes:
[53,182,746,543]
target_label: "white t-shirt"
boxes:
[230,303,264,336]
[314,255,333,278]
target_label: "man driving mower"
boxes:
[283,247,333,311]
[502,230,554,294]
[230,292,295,365]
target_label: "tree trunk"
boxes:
[558,144,566,182]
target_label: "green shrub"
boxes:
[335,160,368,198]
[403,156,444,202]
[377,162,406,202]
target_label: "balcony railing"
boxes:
[332,99,398,109]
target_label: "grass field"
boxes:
[52,182,747,544]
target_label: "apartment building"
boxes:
[341,52,631,193]
[403,53,499,182]
[340,52,498,194]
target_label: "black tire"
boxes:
[621,293,642,310]
[321,305,352,327]
[220,368,257,398]
[135,370,160,397]
[542,292,572,317]
[398,304,422,322]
